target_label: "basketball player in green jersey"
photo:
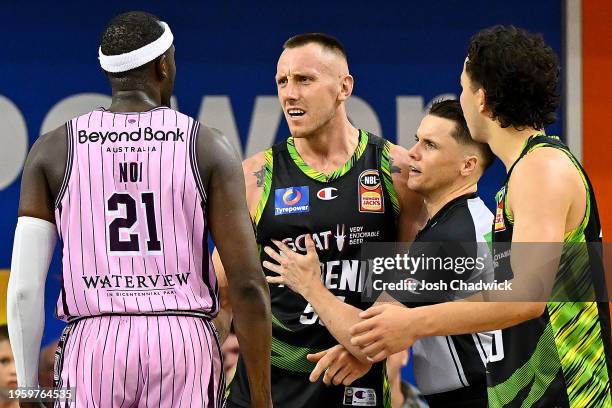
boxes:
[349,26,612,407]
[213,33,425,408]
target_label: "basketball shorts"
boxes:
[53,314,225,408]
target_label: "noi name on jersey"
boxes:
[78,127,185,144]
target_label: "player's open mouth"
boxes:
[287,108,306,117]
[409,165,421,174]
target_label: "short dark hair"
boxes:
[466,25,560,130]
[100,11,165,78]
[0,325,9,342]
[283,33,348,62]
[429,99,495,170]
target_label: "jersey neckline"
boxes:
[505,133,547,179]
[97,106,171,115]
[285,129,369,183]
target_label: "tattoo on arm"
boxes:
[390,156,401,174]
[254,166,266,187]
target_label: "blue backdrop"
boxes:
[0,0,563,382]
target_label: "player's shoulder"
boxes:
[386,141,406,155]
[511,146,578,190]
[196,123,224,143]
[35,123,67,147]
[29,124,68,163]
[241,151,269,213]
[384,141,413,193]
[195,124,238,163]
[242,151,268,174]
[508,146,580,214]
[386,140,408,165]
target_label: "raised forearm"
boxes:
[413,301,545,339]
[304,283,370,363]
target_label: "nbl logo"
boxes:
[360,171,380,189]
[358,170,384,213]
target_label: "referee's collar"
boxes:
[421,192,479,232]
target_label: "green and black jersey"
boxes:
[489,134,612,407]
[228,130,398,408]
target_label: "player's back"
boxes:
[54,107,217,321]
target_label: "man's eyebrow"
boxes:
[419,136,437,145]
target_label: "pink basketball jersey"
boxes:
[54,107,217,321]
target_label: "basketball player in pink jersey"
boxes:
[7,11,272,408]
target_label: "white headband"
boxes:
[99,21,173,73]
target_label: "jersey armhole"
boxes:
[252,148,273,226]
[380,141,400,218]
[54,121,75,209]
[505,143,591,236]
[562,151,592,239]
[189,120,207,204]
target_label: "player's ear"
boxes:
[461,154,479,177]
[156,54,169,81]
[338,74,353,102]
[477,88,487,114]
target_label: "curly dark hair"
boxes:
[465,25,560,130]
[100,11,164,56]
[100,11,165,81]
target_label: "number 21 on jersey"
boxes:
[105,191,163,256]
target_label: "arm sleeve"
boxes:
[7,216,57,387]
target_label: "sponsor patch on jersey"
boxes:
[275,186,310,215]
[317,187,338,200]
[343,387,376,406]
[358,170,384,213]
[494,186,506,232]
[334,224,346,251]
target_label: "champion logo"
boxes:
[317,187,338,200]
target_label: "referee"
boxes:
[392,99,495,407]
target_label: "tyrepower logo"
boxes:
[78,127,185,144]
[274,186,310,215]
